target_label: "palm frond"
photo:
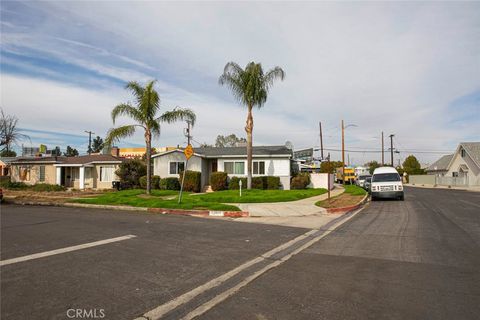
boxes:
[140,80,160,121]
[105,125,138,146]
[111,103,144,125]
[264,66,285,90]
[125,81,145,105]
[158,107,196,126]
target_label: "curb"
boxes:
[325,193,369,214]
[147,208,249,218]
[3,199,249,218]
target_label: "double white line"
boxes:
[136,207,364,320]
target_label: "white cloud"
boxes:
[1,1,479,164]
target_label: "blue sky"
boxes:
[1,1,479,164]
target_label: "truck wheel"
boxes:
[399,194,404,201]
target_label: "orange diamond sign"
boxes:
[184,144,194,160]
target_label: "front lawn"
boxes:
[343,185,367,196]
[70,189,241,211]
[196,188,328,203]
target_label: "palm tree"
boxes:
[106,80,196,194]
[219,62,285,189]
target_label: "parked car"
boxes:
[370,167,404,201]
[356,175,371,188]
[364,177,372,192]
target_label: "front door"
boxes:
[211,159,218,173]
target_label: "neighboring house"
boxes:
[426,142,480,186]
[0,157,16,176]
[153,146,293,190]
[10,154,123,189]
[426,154,454,176]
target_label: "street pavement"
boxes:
[1,186,480,320]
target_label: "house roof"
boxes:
[152,145,292,159]
[426,154,454,172]
[10,154,123,165]
[460,142,480,168]
[0,157,17,164]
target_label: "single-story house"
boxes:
[10,154,123,189]
[152,145,293,190]
[426,154,454,176]
[426,142,480,186]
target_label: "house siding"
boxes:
[446,150,480,186]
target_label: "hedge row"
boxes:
[210,175,282,190]
[139,175,180,190]
[0,180,66,192]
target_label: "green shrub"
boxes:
[252,176,267,189]
[152,175,161,189]
[266,176,281,190]
[115,159,146,189]
[291,173,310,190]
[139,175,147,189]
[0,180,29,189]
[31,184,66,192]
[160,177,180,190]
[229,176,247,190]
[210,172,228,191]
[179,170,201,192]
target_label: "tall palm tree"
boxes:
[106,80,196,194]
[219,62,285,189]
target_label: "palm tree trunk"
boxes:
[145,131,152,195]
[245,105,253,189]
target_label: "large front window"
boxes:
[169,162,185,174]
[100,166,114,182]
[224,161,245,175]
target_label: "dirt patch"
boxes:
[3,189,108,204]
[316,193,364,209]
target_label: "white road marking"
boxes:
[140,229,317,320]
[181,207,364,320]
[137,207,364,320]
[0,235,137,267]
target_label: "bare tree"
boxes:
[0,108,30,155]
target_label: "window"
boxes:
[461,149,466,158]
[169,162,185,174]
[19,166,31,181]
[100,165,114,182]
[253,161,265,175]
[39,166,45,182]
[372,173,400,182]
[224,161,245,174]
[452,172,459,177]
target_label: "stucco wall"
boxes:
[308,173,334,190]
[153,152,203,178]
[11,164,56,185]
[94,164,120,189]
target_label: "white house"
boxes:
[426,142,480,186]
[152,145,293,190]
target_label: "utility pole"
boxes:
[319,121,324,160]
[185,120,192,145]
[85,130,94,155]
[341,120,345,184]
[389,134,394,166]
[381,131,384,166]
[327,152,331,200]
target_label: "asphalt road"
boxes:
[200,187,480,320]
[1,186,479,320]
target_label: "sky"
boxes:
[1,1,479,166]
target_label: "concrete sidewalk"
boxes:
[234,186,345,217]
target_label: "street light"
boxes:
[341,120,357,184]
